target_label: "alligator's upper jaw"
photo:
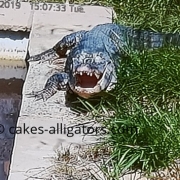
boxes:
[73,70,103,98]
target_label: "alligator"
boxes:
[27,23,180,101]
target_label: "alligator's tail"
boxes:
[125,27,180,50]
[163,32,180,47]
[143,30,180,49]
[28,48,59,63]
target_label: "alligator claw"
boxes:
[26,90,48,102]
[28,48,59,64]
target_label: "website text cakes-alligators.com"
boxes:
[0,123,138,137]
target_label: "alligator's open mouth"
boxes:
[76,71,102,88]
[74,71,103,97]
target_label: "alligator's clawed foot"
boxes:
[28,48,59,64]
[26,90,49,102]
[26,73,69,102]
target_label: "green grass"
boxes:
[111,47,180,111]
[103,110,180,178]
[98,47,180,178]
[111,0,180,32]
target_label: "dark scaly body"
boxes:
[27,23,180,101]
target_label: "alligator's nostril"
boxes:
[85,58,92,64]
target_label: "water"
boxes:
[0,29,29,179]
[0,80,23,180]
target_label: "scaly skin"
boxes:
[27,23,180,101]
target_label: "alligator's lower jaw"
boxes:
[73,85,101,99]
[77,92,95,99]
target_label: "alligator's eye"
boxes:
[75,72,102,88]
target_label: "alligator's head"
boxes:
[67,52,117,99]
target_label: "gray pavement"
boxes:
[0,2,32,31]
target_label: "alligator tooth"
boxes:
[90,73,93,76]
[95,73,100,79]
[86,72,89,75]
[80,72,83,75]
[75,86,81,91]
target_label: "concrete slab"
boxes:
[9,116,100,173]
[0,2,33,31]
[8,3,113,180]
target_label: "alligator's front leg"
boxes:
[27,72,69,101]
[28,30,86,63]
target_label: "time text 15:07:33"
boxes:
[30,3,84,13]
[30,3,67,12]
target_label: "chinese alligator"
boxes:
[28,23,180,101]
